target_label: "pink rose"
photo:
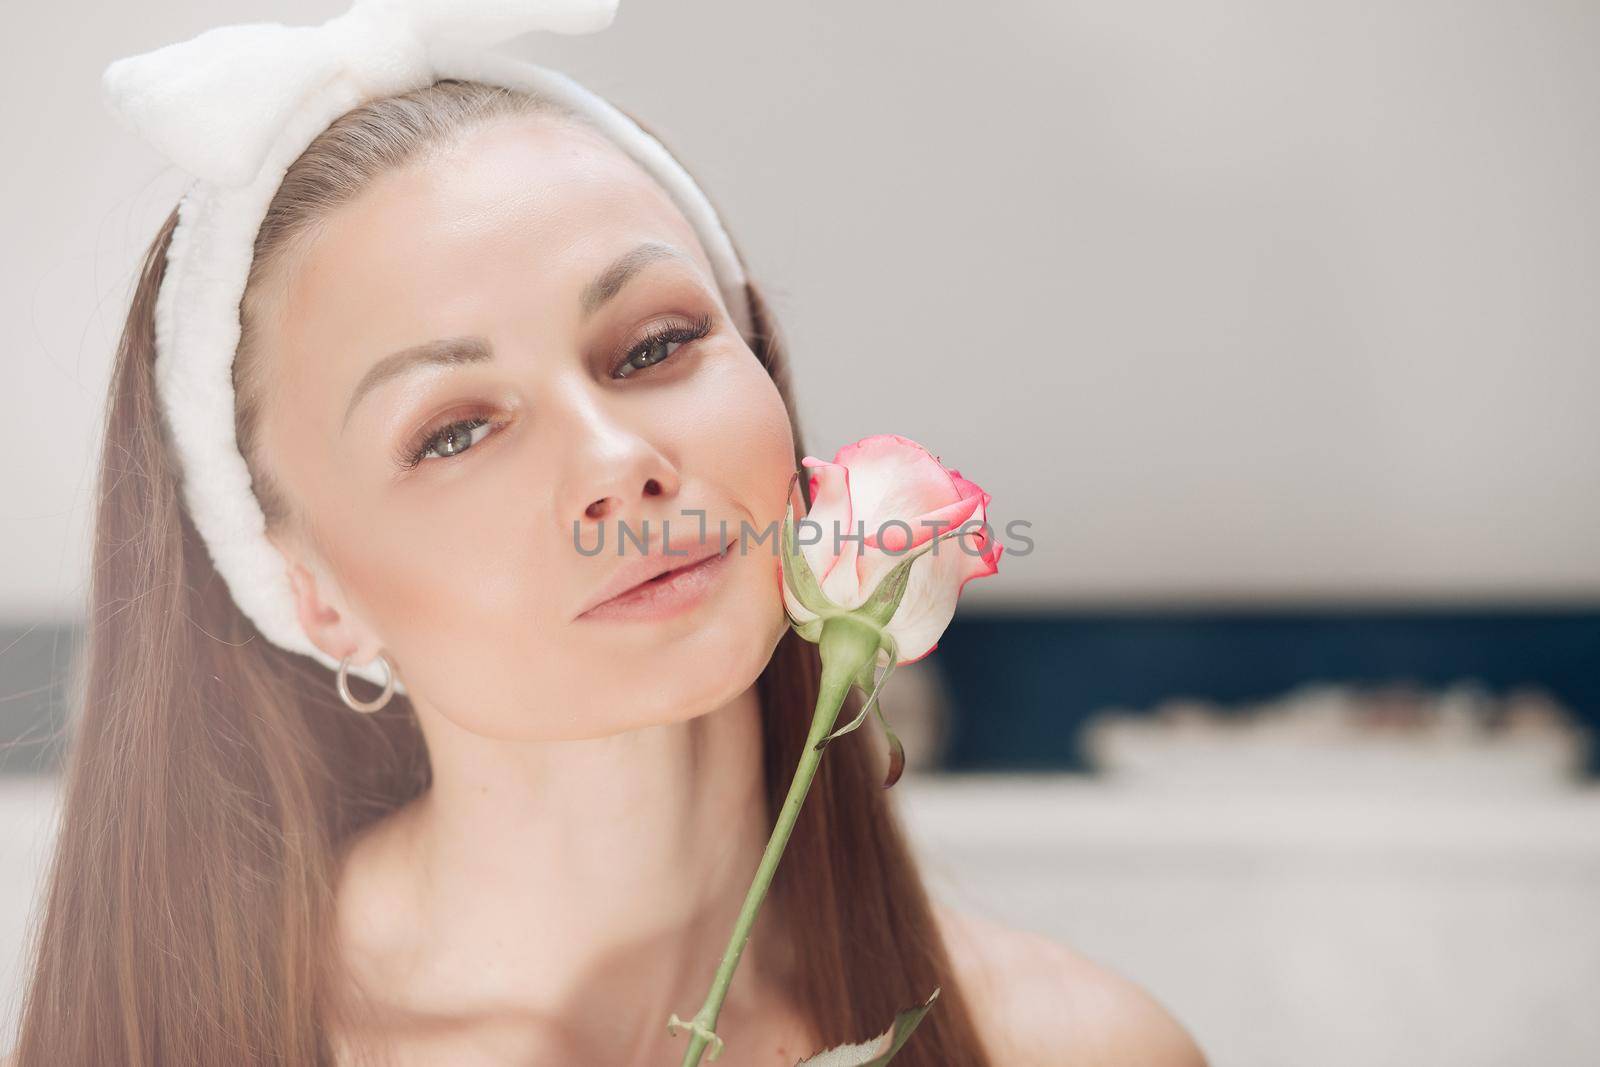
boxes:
[782,433,1002,665]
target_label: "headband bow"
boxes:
[102,0,619,189]
[99,0,752,693]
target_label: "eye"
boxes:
[398,415,494,470]
[612,312,715,380]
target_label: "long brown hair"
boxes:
[11,81,993,1065]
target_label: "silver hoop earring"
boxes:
[337,651,396,713]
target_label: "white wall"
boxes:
[4,0,1598,623]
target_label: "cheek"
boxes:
[694,353,798,529]
[688,356,797,661]
[318,479,572,730]
[330,484,544,629]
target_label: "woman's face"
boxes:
[259,113,797,741]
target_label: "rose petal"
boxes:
[862,489,983,552]
[851,488,985,606]
[830,434,961,536]
[797,457,862,606]
[884,513,1004,664]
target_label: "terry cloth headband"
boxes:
[101,0,754,693]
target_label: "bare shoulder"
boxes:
[933,901,1208,1067]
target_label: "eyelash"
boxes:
[395,311,716,470]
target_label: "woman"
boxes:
[9,73,1206,1066]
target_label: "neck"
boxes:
[338,681,798,1061]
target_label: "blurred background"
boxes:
[3,1,1598,1063]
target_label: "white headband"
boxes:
[101,0,754,692]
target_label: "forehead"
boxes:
[271,113,713,380]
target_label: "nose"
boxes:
[558,395,682,535]
[583,474,669,522]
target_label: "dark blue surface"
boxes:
[929,607,1600,775]
[6,613,1598,776]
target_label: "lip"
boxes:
[574,536,738,622]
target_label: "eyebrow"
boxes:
[580,241,690,319]
[341,241,694,430]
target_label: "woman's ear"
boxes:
[269,532,383,664]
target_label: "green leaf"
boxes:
[792,987,941,1066]
[781,486,842,620]
[792,614,825,643]
[852,660,877,695]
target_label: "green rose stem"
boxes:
[667,615,882,1066]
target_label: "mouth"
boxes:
[634,551,718,589]
[576,537,739,622]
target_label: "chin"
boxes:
[611,610,790,735]
[420,585,789,741]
